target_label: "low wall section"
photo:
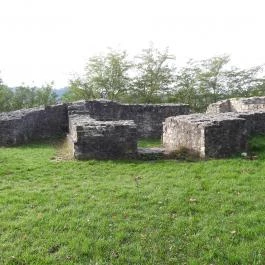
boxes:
[68,114,137,159]
[0,104,68,146]
[206,96,265,114]
[68,100,190,138]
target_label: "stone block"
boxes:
[68,114,137,159]
[163,113,248,158]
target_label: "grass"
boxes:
[137,138,161,148]
[1,136,265,264]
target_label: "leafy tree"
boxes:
[172,59,201,110]
[64,49,132,102]
[132,45,175,103]
[197,55,230,102]
[12,86,36,109]
[11,83,57,110]
[35,83,57,106]
[0,79,14,112]
[62,77,98,102]
[224,66,265,97]
[171,55,265,111]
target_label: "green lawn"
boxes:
[137,138,162,148]
[1,137,265,264]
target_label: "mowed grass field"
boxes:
[1,137,265,265]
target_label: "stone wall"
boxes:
[0,104,68,146]
[206,96,265,114]
[68,100,190,138]
[164,96,265,158]
[206,99,231,114]
[238,111,265,135]
[163,113,248,158]
[68,114,137,159]
[0,99,189,160]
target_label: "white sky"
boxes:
[1,0,265,88]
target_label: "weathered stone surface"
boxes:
[238,111,265,135]
[206,96,265,114]
[163,113,248,158]
[231,97,265,112]
[68,99,190,138]
[0,104,68,146]
[68,114,137,159]
[137,147,165,160]
[0,99,189,160]
[165,95,265,159]
[206,99,231,114]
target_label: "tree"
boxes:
[64,49,132,102]
[11,83,57,110]
[224,66,265,97]
[0,79,14,112]
[173,55,232,111]
[132,45,175,103]
[196,55,230,103]
[62,77,98,102]
[172,59,201,110]
[35,83,57,106]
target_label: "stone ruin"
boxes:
[0,105,68,146]
[206,96,265,114]
[163,96,265,158]
[2,96,265,160]
[0,99,189,159]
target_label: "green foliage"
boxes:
[63,48,265,111]
[2,47,265,112]
[63,49,132,102]
[0,81,57,112]
[171,55,265,111]
[2,136,265,264]
[248,134,265,154]
[131,46,175,103]
[224,66,265,98]
[137,138,161,148]
[0,80,14,112]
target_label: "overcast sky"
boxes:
[1,0,265,88]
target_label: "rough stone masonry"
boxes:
[0,99,189,159]
[68,113,137,159]
[206,96,265,114]
[163,96,265,158]
[3,96,265,160]
[67,100,189,159]
[0,104,68,146]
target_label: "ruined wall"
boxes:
[0,104,68,146]
[238,111,265,135]
[163,113,248,158]
[68,114,137,159]
[68,100,190,138]
[206,96,265,114]
[206,99,231,114]
[164,96,265,158]
[230,97,265,112]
